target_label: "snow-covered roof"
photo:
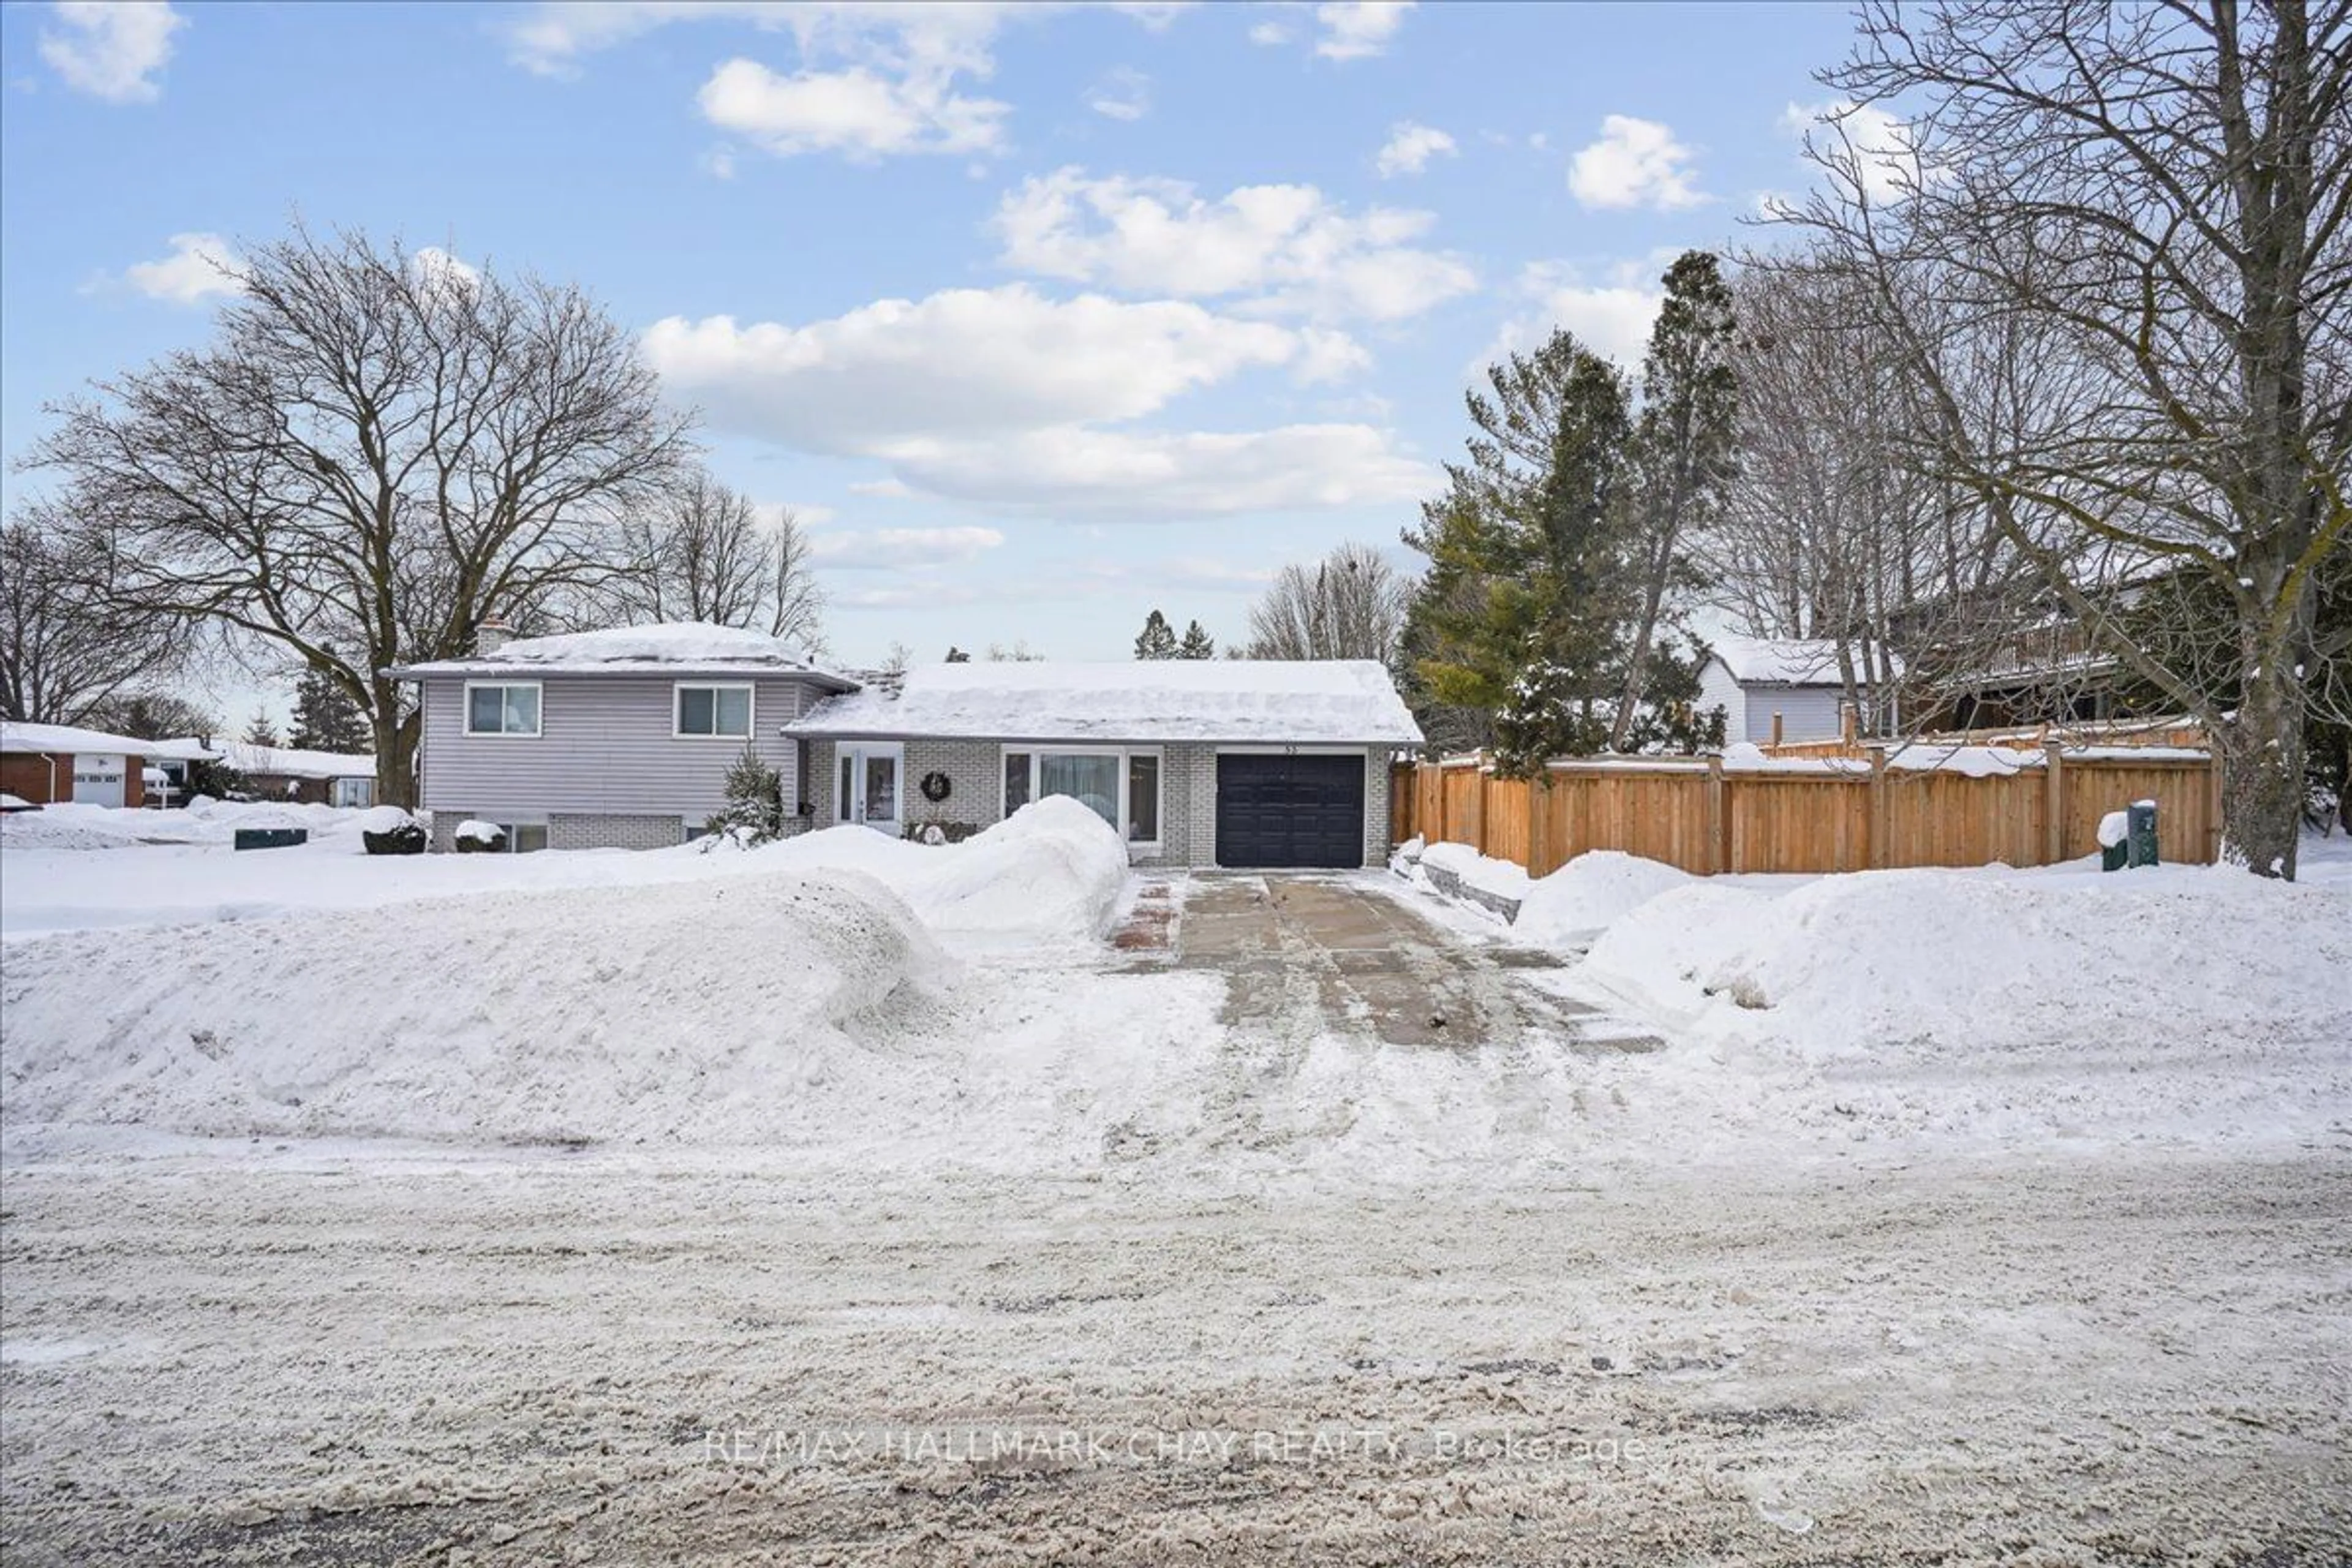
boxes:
[389,622,857,686]
[787,660,1425,745]
[148,736,225,762]
[0,720,162,756]
[226,742,374,780]
[1705,635,1902,686]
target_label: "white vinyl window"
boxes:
[1001,746,1162,847]
[675,682,754,739]
[465,682,541,737]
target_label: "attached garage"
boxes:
[1214,753,1365,869]
[788,659,1423,869]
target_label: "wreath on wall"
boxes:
[919,770,953,803]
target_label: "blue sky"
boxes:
[2,0,1863,686]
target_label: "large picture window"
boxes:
[465,682,541,736]
[1002,746,1162,846]
[676,683,753,738]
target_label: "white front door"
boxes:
[836,744,902,833]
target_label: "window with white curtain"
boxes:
[1003,747,1161,845]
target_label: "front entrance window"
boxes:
[835,744,902,831]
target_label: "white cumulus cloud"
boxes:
[1374,121,1455,178]
[1781,99,1918,206]
[643,285,1351,453]
[699,57,1008,159]
[508,3,1185,162]
[1313,1,1411,60]
[992,168,1473,323]
[1483,259,1669,372]
[643,284,1424,520]
[39,1,184,104]
[119,232,242,303]
[1567,114,1705,211]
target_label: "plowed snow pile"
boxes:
[758,796,1132,943]
[0,870,960,1144]
[1573,864,2352,1147]
[1511,850,1694,946]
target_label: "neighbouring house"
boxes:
[0,720,162,807]
[1697,636,1900,747]
[222,741,379,808]
[785,659,1423,869]
[141,736,224,806]
[388,623,859,852]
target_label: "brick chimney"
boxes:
[476,617,514,655]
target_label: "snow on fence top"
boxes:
[389,622,856,685]
[1704,634,1902,685]
[788,660,1425,745]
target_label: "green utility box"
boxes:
[2127,800,2160,867]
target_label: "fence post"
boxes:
[1705,753,1726,875]
[2042,734,2065,866]
[2205,751,2225,864]
[1529,767,1551,878]
[1868,747,1889,870]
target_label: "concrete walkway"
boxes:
[1122,871,1660,1053]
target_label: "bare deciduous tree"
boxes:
[609,476,827,651]
[0,508,187,723]
[1245,541,1412,663]
[25,227,692,806]
[1777,0,2351,876]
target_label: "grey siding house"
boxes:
[390,624,856,851]
[786,660,1423,870]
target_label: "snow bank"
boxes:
[1512,851,1695,948]
[1585,864,2351,1058]
[0,870,959,1145]
[763,796,1131,944]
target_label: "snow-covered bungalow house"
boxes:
[1696,636,1897,747]
[390,624,859,853]
[392,623,1424,865]
[0,720,168,807]
[785,660,1422,869]
[222,742,380,809]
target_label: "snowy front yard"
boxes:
[2,801,2348,1562]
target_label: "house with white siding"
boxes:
[391,623,1423,867]
[1697,636,1898,747]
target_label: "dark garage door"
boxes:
[1215,753,1365,869]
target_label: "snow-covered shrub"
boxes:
[359,806,426,856]
[454,819,505,854]
[701,746,783,845]
[905,820,979,846]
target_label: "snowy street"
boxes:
[4,1128,2345,1562]
[3,804,2349,1562]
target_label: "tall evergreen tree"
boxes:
[1613,251,1738,748]
[1177,620,1215,659]
[242,709,281,748]
[290,665,370,753]
[1404,257,1736,770]
[1133,609,1178,659]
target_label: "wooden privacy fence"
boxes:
[1392,747,2222,878]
